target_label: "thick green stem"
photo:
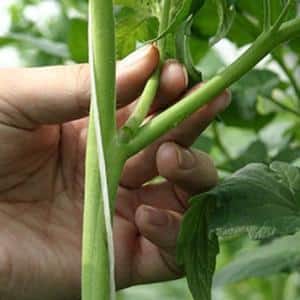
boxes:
[126,18,300,156]
[83,109,126,300]
[121,0,171,140]
[89,1,116,146]
[82,0,123,300]
[83,1,172,299]
[82,116,110,300]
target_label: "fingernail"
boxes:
[227,90,232,105]
[182,65,189,88]
[143,206,169,226]
[165,59,189,88]
[218,90,232,111]
[80,127,88,142]
[176,147,196,170]
[121,45,153,67]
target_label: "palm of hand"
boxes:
[0,117,186,300]
[0,120,84,300]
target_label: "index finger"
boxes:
[0,45,159,126]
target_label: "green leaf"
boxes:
[192,1,219,39]
[272,144,300,163]
[155,0,194,39]
[193,135,214,153]
[154,0,206,40]
[208,161,300,240]
[221,140,269,172]
[68,18,88,63]
[192,0,236,45]
[271,161,300,193]
[114,0,206,58]
[221,70,280,130]
[115,0,192,32]
[226,0,298,47]
[210,0,236,45]
[191,0,206,14]
[177,198,219,300]
[214,231,300,286]
[289,37,300,56]
[115,6,158,58]
[0,33,69,58]
[227,13,258,47]
[195,48,225,80]
[270,0,298,25]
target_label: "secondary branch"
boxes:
[126,18,300,157]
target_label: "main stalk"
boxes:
[82,0,123,300]
[82,1,171,299]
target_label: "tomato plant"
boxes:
[84,1,300,299]
[1,1,300,300]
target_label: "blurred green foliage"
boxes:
[1,1,300,299]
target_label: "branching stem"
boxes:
[271,0,294,32]
[121,0,171,140]
[83,1,300,299]
[234,11,300,103]
[126,17,300,157]
[83,1,173,300]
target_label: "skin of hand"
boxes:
[0,45,230,300]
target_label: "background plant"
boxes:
[1,0,300,300]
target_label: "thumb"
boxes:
[0,45,159,127]
[157,142,218,195]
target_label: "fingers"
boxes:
[134,143,217,214]
[116,45,160,108]
[151,60,188,111]
[126,144,218,285]
[0,45,159,126]
[135,206,182,255]
[116,59,188,127]
[132,205,183,284]
[0,65,90,127]
[127,144,218,285]
[120,90,230,188]
[157,142,218,194]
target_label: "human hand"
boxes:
[0,45,230,299]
